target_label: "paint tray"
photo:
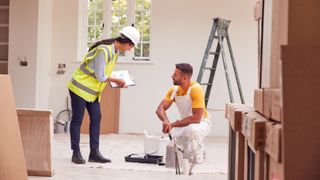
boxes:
[125,153,163,164]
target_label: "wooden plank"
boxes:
[27,170,54,177]
[0,75,28,180]
[17,108,53,177]
[243,140,249,180]
[254,151,265,180]
[235,132,245,180]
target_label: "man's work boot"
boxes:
[72,150,86,164]
[88,149,111,163]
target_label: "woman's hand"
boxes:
[106,77,128,88]
[116,79,128,88]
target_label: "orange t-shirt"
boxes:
[164,81,208,118]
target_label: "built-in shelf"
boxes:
[0,6,9,9]
[0,24,9,27]
[0,2,9,75]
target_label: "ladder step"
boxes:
[208,51,220,55]
[214,36,219,39]
[204,67,216,71]
[200,83,212,86]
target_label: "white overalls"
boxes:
[169,84,212,164]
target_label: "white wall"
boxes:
[115,0,258,137]
[9,0,53,109]
[10,0,257,137]
[49,0,79,119]
[36,0,53,108]
[9,0,39,108]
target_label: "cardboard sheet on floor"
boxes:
[0,75,28,180]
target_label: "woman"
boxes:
[67,26,140,164]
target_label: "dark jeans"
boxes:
[69,90,101,151]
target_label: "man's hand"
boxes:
[156,100,173,133]
[162,120,172,133]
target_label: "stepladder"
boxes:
[196,18,245,180]
[196,17,245,106]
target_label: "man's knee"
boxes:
[185,124,202,138]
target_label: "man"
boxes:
[156,63,212,164]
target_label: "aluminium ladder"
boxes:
[196,18,245,180]
[197,17,245,106]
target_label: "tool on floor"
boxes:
[168,134,196,175]
[196,17,245,106]
[168,134,181,175]
[188,163,195,175]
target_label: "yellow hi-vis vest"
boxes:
[67,45,118,102]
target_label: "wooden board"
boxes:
[235,132,245,180]
[282,46,320,180]
[17,108,53,177]
[0,75,28,180]
[81,84,120,134]
[261,0,288,88]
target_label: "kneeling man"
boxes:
[156,63,212,164]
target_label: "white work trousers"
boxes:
[170,118,211,164]
[169,84,212,164]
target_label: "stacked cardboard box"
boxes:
[225,103,254,180]
[265,122,283,180]
[252,88,283,180]
[242,112,267,151]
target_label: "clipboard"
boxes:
[109,70,136,88]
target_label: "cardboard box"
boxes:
[254,89,264,114]
[242,112,267,151]
[266,155,284,180]
[225,103,246,119]
[229,106,254,131]
[263,88,273,119]
[282,46,320,179]
[81,84,120,134]
[265,122,282,163]
[271,89,282,122]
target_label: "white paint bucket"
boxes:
[144,136,169,156]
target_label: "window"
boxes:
[87,0,104,48]
[133,0,151,60]
[86,0,151,61]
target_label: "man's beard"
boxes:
[173,80,181,86]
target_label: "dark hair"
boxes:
[175,63,193,77]
[88,34,134,51]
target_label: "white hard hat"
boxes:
[120,26,140,46]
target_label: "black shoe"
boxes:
[72,150,86,164]
[88,149,111,163]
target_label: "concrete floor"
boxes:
[29,133,228,180]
